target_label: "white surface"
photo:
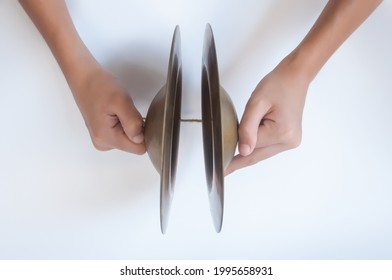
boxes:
[0,0,391,259]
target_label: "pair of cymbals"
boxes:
[144,24,238,233]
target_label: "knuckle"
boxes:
[92,141,108,151]
[125,119,143,135]
[133,147,146,155]
[91,130,110,151]
[245,155,260,167]
[238,122,254,137]
[280,127,302,149]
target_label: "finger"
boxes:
[238,98,271,156]
[110,123,146,154]
[115,95,145,144]
[254,119,281,148]
[224,144,285,175]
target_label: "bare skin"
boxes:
[19,0,146,154]
[225,0,383,174]
[19,0,382,170]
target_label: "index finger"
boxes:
[110,122,146,155]
[225,144,285,175]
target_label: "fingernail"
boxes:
[239,144,251,156]
[131,133,144,144]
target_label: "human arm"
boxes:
[19,0,146,154]
[226,0,383,174]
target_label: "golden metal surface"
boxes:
[144,24,237,233]
[144,26,182,234]
[202,24,238,233]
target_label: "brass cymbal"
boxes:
[202,24,238,232]
[144,24,237,233]
[144,26,182,234]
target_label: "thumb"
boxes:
[116,96,144,144]
[238,98,270,156]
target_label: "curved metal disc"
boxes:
[160,26,182,234]
[201,24,238,232]
[144,26,182,234]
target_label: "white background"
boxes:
[0,0,391,259]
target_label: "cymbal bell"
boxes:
[143,24,237,233]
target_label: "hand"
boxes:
[225,59,309,175]
[72,67,146,154]
[18,1,145,155]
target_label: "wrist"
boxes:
[51,36,104,99]
[62,52,102,94]
[272,49,315,97]
[278,46,320,86]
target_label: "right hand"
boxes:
[225,58,309,175]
